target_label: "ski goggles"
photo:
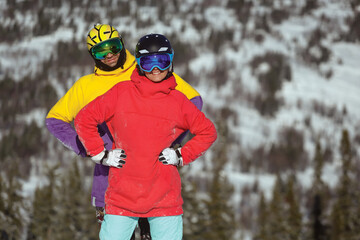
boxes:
[91,38,123,60]
[136,53,174,72]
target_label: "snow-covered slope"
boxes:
[0,0,359,238]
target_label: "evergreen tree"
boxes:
[284,175,302,240]
[330,129,360,240]
[310,141,328,240]
[311,194,327,240]
[56,160,99,240]
[253,192,270,240]
[0,160,25,240]
[267,175,287,240]
[255,175,303,240]
[27,161,99,240]
[202,120,236,240]
[27,164,59,239]
[313,141,324,191]
[181,171,207,240]
[203,168,235,240]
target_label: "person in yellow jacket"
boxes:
[45,24,203,240]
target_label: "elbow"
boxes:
[74,118,81,135]
[212,127,218,143]
[45,117,67,134]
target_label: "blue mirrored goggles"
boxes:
[91,38,123,60]
[136,53,174,72]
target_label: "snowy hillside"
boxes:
[0,0,360,239]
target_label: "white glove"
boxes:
[159,148,183,166]
[91,149,126,168]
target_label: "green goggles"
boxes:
[91,38,123,60]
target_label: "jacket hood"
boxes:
[131,69,177,98]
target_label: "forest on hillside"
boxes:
[1,0,360,239]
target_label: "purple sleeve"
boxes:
[171,95,203,146]
[189,95,203,111]
[97,122,114,151]
[46,118,114,208]
[46,118,87,157]
[46,118,114,157]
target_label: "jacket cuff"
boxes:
[91,149,106,162]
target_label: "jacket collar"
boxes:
[131,69,177,98]
[94,49,136,76]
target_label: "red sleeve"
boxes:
[74,85,119,156]
[180,97,217,165]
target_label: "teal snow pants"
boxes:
[99,214,183,240]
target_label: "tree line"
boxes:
[1,118,359,240]
[254,129,360,240]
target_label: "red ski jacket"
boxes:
[75,70,217,217]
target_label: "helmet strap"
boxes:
[165,64,174,79]
[137,65,145,76]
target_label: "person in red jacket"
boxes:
[75,33,217,240]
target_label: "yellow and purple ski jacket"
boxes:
[45,49,202,207]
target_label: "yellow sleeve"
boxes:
[173,72,200,100]
[46,76,88,122]
[47,64,136,122]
